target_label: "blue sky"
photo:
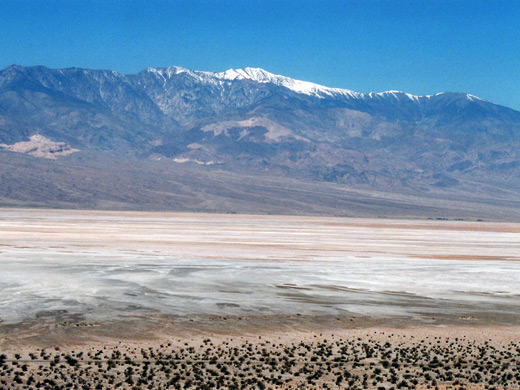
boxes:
[1,0,519,110]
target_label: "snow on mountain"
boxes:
[1,63,520,215]
[143,66,486,105]
[213,67,363,99]
[145,66,363,99]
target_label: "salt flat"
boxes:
[1,209,519,333]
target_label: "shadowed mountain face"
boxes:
[0,64,519,217]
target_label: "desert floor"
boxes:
[0,209,519,388]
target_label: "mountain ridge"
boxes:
[0,64,519,218]
[2,63,498,107]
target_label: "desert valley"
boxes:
[1,3,520,386]
[0,209,519,388]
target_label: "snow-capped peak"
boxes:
[143,66,485,104]
[214,67,274,82]
[214,67,362,99]
[145,66,198,81]
[144,66,361,99]
[466,93,484,102]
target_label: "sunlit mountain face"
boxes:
[1,64,520,217]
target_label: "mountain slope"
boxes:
[0,64,519,217]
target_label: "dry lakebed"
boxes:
[0,209,519,389]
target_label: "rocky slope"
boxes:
[1,64,519,217]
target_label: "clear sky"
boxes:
[1,0,519,110]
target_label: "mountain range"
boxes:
[1,64,519,219]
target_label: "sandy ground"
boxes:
[1,325,519,389]
[0,209,519,351]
